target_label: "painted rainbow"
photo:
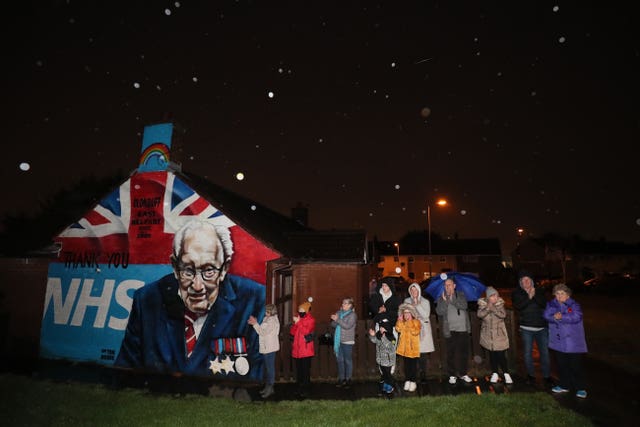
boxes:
[139,142,170,168]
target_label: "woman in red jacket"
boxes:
[290,297,315,398]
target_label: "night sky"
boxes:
[3,1,639,255]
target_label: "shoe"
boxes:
[552,386,569,393]
[448,376,457,384]
[460,375,473,383]
[490,373,499,383]
[403,381,410,391]
[261,385,274,398]
[544,377,554,386]
[336,380,344,388]
[344,379,352,389]
[504,373,513,384]
[576,390,587,399]
[408,382,417,392]
[526,375,536,385]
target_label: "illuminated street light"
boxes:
[393,242,401,274]
[427,198,448,280]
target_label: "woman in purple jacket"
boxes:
[543,284,588,398]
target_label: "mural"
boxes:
[40,124,280,381]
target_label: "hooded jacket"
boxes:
[543,297,588,353]
[403,283,435,353]
[395,303,421,358]
[477,296,509,351]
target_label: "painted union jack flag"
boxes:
[57,171,234,265]
[56,171,279,283]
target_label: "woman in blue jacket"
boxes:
[543,284,588,398]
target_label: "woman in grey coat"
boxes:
[331,297,357,388]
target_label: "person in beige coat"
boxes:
[248,304,280,397]
[477,287,512,384]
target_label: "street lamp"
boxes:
[393,242,401,274]
[427,198,448,280]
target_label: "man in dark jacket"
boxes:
[512,271,551,384]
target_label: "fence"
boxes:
[274,310,518,382]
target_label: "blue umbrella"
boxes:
[425,272,487,302]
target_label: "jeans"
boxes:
[263,351,276,386]
[520,327,551,378]
[336,343,354,380]
[446,331,470,377]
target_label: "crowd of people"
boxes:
[248,271,588,400]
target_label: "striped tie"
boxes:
[184,310,203,358]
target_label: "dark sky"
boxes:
[2,0,639,255]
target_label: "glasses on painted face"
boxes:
[178,264,225,281]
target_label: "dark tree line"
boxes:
[0,171,127,256]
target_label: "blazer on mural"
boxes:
[115,273,266,381]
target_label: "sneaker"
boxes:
[460,375,473,383]
[335,380,344,388]
[552,386,569,393]
[490,373,499,383]
[526,375,536,385]
[448,376,457,384]
[408,382,417,392]
[403,381,411,391]
[576,390,587,399]
[504,373,513,384]
[344,379,352,389]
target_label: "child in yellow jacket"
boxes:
[395,303,421,392]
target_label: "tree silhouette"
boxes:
[0,171,127,256]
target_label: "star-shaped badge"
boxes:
[209,356,223,375]
[220,355,235,374]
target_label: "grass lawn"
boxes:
[0,373,592,427]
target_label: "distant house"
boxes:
[511,236,640,282]
[376,237,502,292]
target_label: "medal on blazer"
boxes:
[209,337,249,376]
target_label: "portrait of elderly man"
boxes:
[115,219,266,381]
